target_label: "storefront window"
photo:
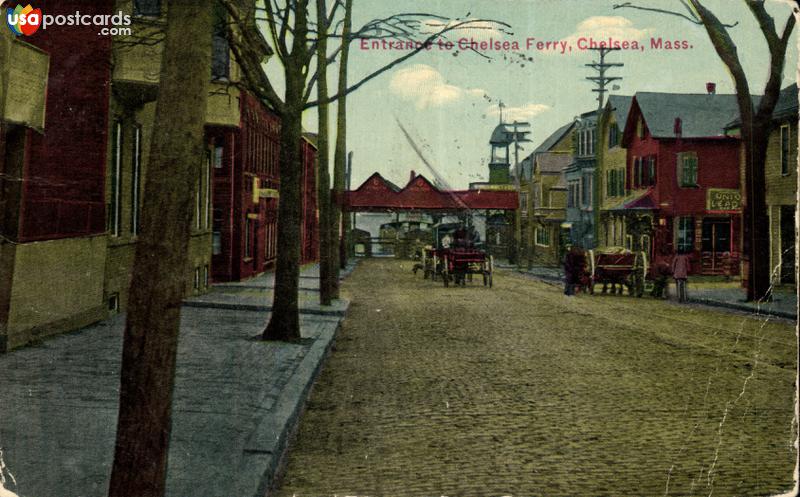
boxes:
[676,216,694,253]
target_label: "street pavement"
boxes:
[0,263,353,497]
[276,258,797,497]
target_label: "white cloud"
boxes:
[389,64,485,109]
[538,16,651,56]
[420,18,508,43]
[486,102,551,122]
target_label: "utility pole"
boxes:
[585,47,623,111]
[512,120,531,269]
[585,47,623,250]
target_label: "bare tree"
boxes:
[317,0,334,305]
[331,0,353,295]
[108,0,213,496]
[615,0,796,301]
[223,0,511,340]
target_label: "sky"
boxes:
[266,0,799,190]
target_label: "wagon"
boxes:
[588,248,648,297]
[439,248,494,288]
[415,246,444,281]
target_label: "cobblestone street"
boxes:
[276,259,796,497]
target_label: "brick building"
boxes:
[618,91,743,276]
[210,94,318,282]
[0,0,319,351]
[1,1,112,351]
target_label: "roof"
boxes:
[347,172,518,211]
[533,121,575,153]
[773,84,798,118]
[621,189,657,210]
[631,92,745,139]
[536,152,572,174]
[490,123,516,145]
[607,95,633,126]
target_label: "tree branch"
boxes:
[613,1,739,27]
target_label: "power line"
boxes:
[585,47,624,110]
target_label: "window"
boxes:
[637,117,645,139]
[204,153,211,229]
[211,3,230,80]
[609,122,619,148]
[520,192,528,213]
[568,181,580,208]
[244,217,252,258]
[535,227,550,246]
[646,155,656,186]
[212,231,222,255]
[617,168,625,195]
[195,173,202,230]
[214,144,224,169]
[581,174,592,207]
[676,216,695,253]
[108,293,120,313]
[204,264,210,288]
[131,125,142,235]
[588,128,595,155]
[109,121,122,237]
[781,124,790,176]
[606,170,613,197]
[679,152,698,187]
[133,0,161,16]
[640,235,651,256]
[193,267,200,290]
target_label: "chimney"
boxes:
[674,117,682,137]
[410,170,416,183]
[706,82,716,95]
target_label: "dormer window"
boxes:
[636,116,645,139]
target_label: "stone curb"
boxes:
[181,300,348,317]
[234,260,359,497]
[687,297,797,320]
[233,314,343,497]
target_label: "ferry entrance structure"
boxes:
[344,172,518,258]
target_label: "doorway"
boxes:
[701,218,731,274]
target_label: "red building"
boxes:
[0,0,114,350]
[210,91,318,282]
[621,91,743,276]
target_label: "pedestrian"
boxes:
[671,252,691,303]
[563,245,584,296]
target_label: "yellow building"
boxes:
[764,85,797,285]
[521,121,574,267]
[597,95,635,249]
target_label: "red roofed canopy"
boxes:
[346,173,518,211]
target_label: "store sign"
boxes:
[707,189,741,212]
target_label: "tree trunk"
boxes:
[742,121,773,301]
[331,0,353,294]
[316,0,333,305]
[264,68,304,341]
[108,2,212,496]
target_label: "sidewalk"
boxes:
[0,262,356,497]
[515,265,797,320]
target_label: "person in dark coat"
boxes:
[563,246,585,296]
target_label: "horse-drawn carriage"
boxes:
[413,223,493,288]
[587,247,648,297]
